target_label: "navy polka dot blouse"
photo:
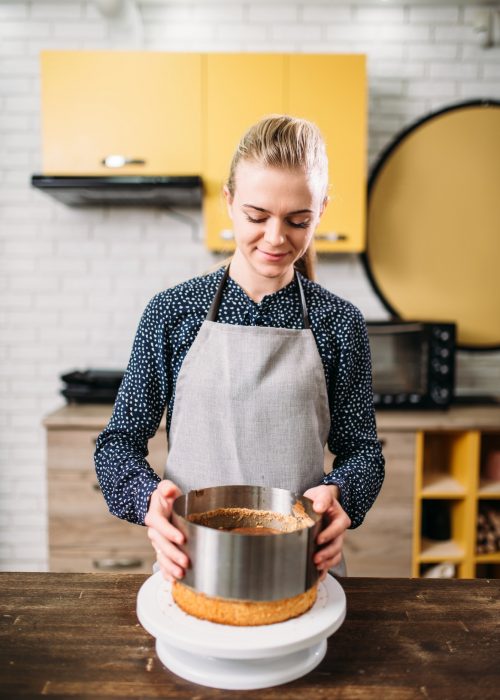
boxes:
[94,267,385,529]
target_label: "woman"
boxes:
[95,114,385,583]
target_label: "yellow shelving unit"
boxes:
[413,429,500,578]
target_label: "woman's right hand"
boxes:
[144,479,188,582]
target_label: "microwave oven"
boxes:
[366,321,456,409]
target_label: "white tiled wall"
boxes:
[1,1,499,571]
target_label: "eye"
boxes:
[245,215,266,224]
[288,221,310,229]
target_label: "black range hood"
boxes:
[31,175,203,207]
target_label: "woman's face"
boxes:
[224,160,327,284]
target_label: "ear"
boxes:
[319,195,329,218]
[223,184,233,220]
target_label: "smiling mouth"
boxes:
[258,249,289,261]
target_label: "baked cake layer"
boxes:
[172,580,318,626]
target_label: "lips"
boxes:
[257,249,289,261]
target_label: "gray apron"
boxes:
[164,266,331,495]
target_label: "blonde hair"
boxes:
[225,114,329,281]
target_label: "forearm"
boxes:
[95,430,161,524]
[323,440,385,528]
[94,292,170,524]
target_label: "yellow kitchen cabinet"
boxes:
[40,50,202,176]
[203,53,286,251]
[204,53,367,253]
[288,54,367,253]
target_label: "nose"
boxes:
[263,219,286,247]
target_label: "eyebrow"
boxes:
[242,204,313,215]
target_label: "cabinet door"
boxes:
[203,53,286,251]
[47,426,166,572]
[287,54,367,252]
[40,51,202,175]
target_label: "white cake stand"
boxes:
[136,572,346,690]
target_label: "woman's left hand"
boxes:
[303,484,351,580]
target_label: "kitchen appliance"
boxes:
[31,174,202,207]
[171,485,322,601]
[60,368,124,403]
[366,321,456,409]
[136,571,346,689]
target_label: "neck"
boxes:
[229,251,294,303]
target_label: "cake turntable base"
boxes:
[136,572,346,690]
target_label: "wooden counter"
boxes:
[43,404,500,578]
[1,572,498,699]
[43,402,500,431]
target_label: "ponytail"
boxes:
[294,244,316,281]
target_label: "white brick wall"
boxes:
[1,0,500,571]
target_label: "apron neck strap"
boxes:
[206,265,231,322]
[207,265,310,330]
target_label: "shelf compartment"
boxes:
[417,498,470,571]
[479,433,500,499]
[419,561,457,578]
[420,431,478,494]
[475,562,500,578]
[476,500,500,559]
[478,479,500,498]
[421,473,467,498]
[418,538,465,563]
[475,552,500,564]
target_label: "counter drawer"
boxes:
[47,428,167,476]
[48,467,154,549]
[344,430,415,577]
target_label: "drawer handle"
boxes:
[102,155,146,168]
[314,232,348,242]
[93,558,143,571]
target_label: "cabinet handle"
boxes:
[220,229,348,242]
[92,482,101,492]
[102,155,147,168]
[93,557,144,571]
[314,232,348,242]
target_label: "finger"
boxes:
[314,539,343,569]
[316,548,343,573]
[328,551,343,570]
[156,549,185,581]
[157,480,182,503]
[317,515,349,545]
[151,537,189,572]
[150,532,189,576]
[148,523,188,552]
[147,514,185,545]
[311,495,332,514]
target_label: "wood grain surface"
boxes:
[1,573,498,699]
[43,402,500,432]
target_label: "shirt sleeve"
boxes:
[322,307,385,528]
[94,294,169,525]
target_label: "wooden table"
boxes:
[1,573,498,699]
